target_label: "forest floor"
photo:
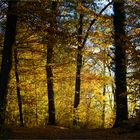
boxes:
[0,125,140,139]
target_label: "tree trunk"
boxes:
[72,1,113,126]
[73,14,83,126]
[46,45,56,125]
[46,1,58,125]
[102,85,106,128]
[102,55,106,128]
[14,48,24,127]
[113,0,128,127]
[0,1,17,126]
[102,76,106,128]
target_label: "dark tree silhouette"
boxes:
[14,48,24,127]
[0,1,18,126]
[73,1,113,126]
[113,0,128,127]
[73,12,83,126]
[46,1,58,125]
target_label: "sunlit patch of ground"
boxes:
[1,126,140,139]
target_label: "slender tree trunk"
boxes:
[113,0,128,127]
[46,1,58,125]
[31,50,38,126]
[102,84,106,128]
[14,48,24,127]
[102,55,106,128]
[0,1,17,126]
[72,1,112,126]
[107,64,115,112]
[73,14,83,126]
[102,66,106,128]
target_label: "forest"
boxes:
[0,0,140,139]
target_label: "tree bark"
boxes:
[46,1,58,125]
[47,45,56,125]
[72,1,113,126]
[102,61,106,128]
[102,84,106,128]
[0,1,17,126]
[14,48,24,127]
[73,14,83,126]
[113,0,128,127]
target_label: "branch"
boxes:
[82,1,113,48]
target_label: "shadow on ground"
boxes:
[1,126,140,139]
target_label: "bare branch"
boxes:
[82,1,113,48]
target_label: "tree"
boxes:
[0,1,18,126]
[14,47,24,127]
[113,0,128,127]
[73,0,113,126]
[126,0,140,118]
[46,1,58,125]
[73,4,84,126]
